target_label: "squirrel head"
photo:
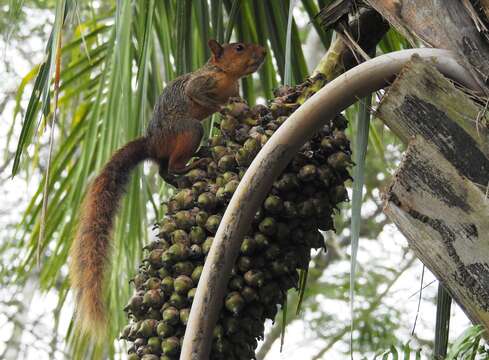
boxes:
[208,40,266,78]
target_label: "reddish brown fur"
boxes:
[70,40,266,338]
[168,130,203,172]
[70,137,148,336]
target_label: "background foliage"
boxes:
[0,0,485,359]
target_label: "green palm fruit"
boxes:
[136,346,151,357]
[227,99,250,117]
[215,186,227,203]
[197,192,217,211]
[143,290,164,308]
[161,336,180,356]
[185,168,207,184]
[235,125,252,143]
[263,195,283,215]
[156,321,174,338]
[161,276,174,294]
[143,240,168,251]
[195,210,209,228]
[169,229,189,245]
[332,129,349,148]
[210,134,225,147]
[243,270,265,287]
[147,249,164,268]
[138,319,158,338]
[187,287,197,302]
[192,180,208,194]
[237,256,252,273]
[159,219,177,237]
[320,138,334,154]
[202,237,213,255]
[218,154,237,172]
[131,272,148,288]
[328,151,353,170]
[124,294,144,312]
[222,171,238,182]
[173,275,193,295]
[189,225,206,244]
[223,179,240,198]
[240,236,256,255]
[147,337,161,354]
[166,200,180,214]
[179,308,190,326]
[167,243,189,262]
[205,215,221,234]
[225,292,245,315]
[191,265,203,283]
[134,337,146,347]
[220,116,239,137]
[243,138,260,156]
[173,211,195,231]
[146,308,162,320]
[298,164,317,182]
[189,244,203,259]
[168,292,187,309]
[212,146,229,162]
[258,217,276,236]
[236,147,253,166]
[162,307,180,326]
[173,189,195,210]
[206,160,218,179]
[253,232,269,249]
[144,278,161,290]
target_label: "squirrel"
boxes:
[69,39,266,337]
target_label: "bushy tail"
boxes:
[70,137,149,337]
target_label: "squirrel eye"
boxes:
[235,44,244,52]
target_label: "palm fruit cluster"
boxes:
[121,74,352,360]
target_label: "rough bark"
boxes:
[377,58,489,331]
[313,8,389,80]
[366,0,489,94]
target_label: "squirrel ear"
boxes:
[208,39,223,58]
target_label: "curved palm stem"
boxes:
[181,48,481,359]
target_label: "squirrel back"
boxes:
[69,40,266,338]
